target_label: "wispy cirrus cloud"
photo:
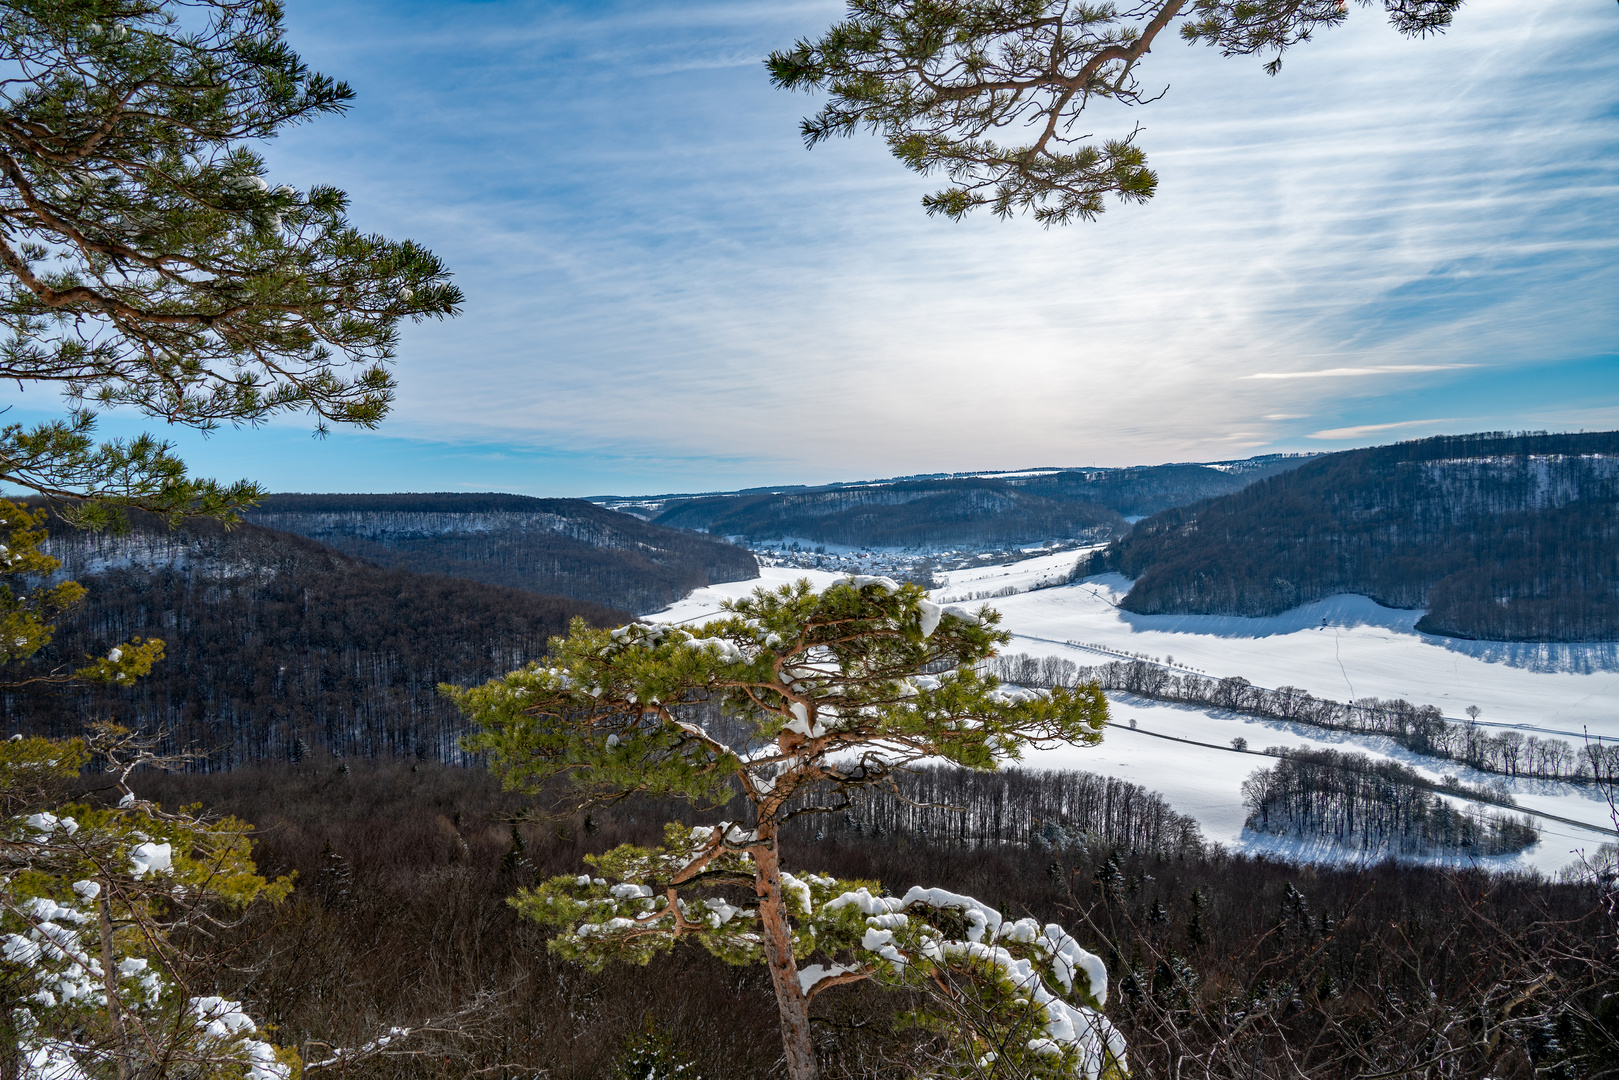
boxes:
[1242,365,1477,380]
[1309,419,1460,441]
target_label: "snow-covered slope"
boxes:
[650,566,1618,876]
[932,548,1097,600]
[921,549,1619,735]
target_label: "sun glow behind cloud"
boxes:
[3,0,1614,496]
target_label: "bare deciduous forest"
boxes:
[13,509,626,765]
[115,757,1619,1080]
[247,494,759,615]
[1241,748,1542,856]
[646,458,1309,550]
[654,479,1125,550]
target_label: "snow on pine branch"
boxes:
[517,857,1125,1079]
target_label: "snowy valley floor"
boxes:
[652,561,1619,878]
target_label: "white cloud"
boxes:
[1308,419,1460,440]
[1242,365,1477,380]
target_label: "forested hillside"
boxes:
[645,456,1308,548]
[13,510,626,765]
[654,478,1125,547]
[1008,458,1307,517]
[1089,431,1619,641]
[247,493,757,614]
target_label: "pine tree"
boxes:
[1186,888,1208,948]
[451,576,1121,1080]
[0,0,460,525]
[769,1,1467,224]
[500,824,533,879]
[0,0,459,707]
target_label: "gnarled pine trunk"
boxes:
[753,823,818,1080]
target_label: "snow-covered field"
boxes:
[937,552,1619,738]
[1034,698,1615,878]
[651,565,1619,876]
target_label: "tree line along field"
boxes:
[986,653,1619,784]
[116,755,1618,1080]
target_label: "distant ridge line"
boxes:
[584,451,1318,504]
[253,492,595,514]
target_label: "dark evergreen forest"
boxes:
[648,457,1309,548]
[1087,431,1619,641]
[14,510,626,766]
[248,493,758,614]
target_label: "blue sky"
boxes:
[5,0,1617,497]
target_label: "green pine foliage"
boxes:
[0,10,462,1073]
[611,1019,701,1080]
[769,1,1465,224]
[453,577,1106,805]
[519,852,1127,1078]
[0,0,460,523]
[0,728,297,1080]
[0,0,461,745]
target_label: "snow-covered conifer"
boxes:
[0,728,295,1080]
